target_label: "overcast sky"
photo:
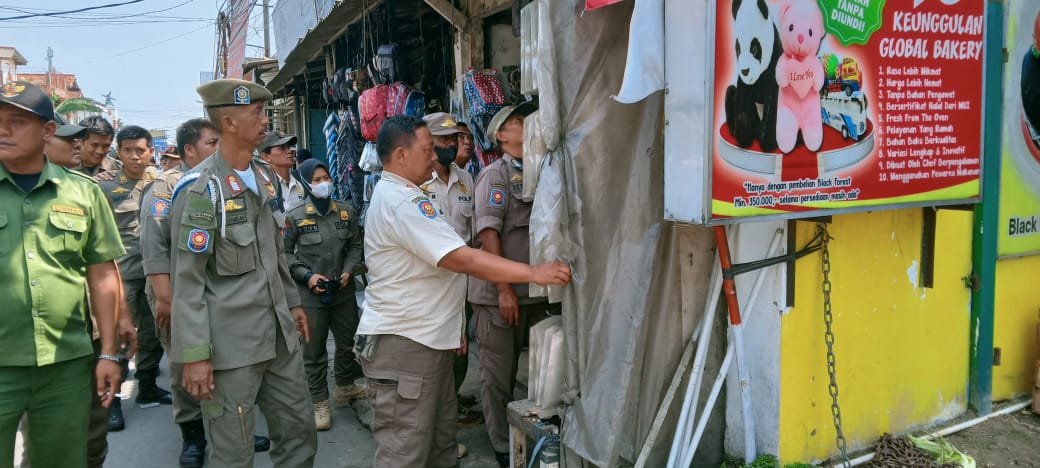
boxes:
[0,0,266,133]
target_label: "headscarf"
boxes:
[297,159,331,215]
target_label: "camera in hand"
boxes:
[316,277,341,305]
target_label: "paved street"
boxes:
[101,336,501,468]
[14,334,504,468]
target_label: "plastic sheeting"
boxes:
[527,0,721,465]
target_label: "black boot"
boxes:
[178,419,206,468]
[108,399,125,431]
[135,368,173,407]
[254,435,271,452]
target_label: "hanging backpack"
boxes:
[321,77,335,106]
[372,43,402,85]
[463,69,506,116]
[359,84,391,142]
[384,81,426,117]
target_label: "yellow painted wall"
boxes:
[778,208,973,463]
[992,255,1040,399]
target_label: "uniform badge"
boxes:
[490,188,505,207]
[224,199,245,212]
[226,175,243,194]
[233,85,250,104]
[52,204,84,216]
[150,198,170,217]
[186,229,210,253]
[305,204,316,214]
[339,210,350,221]
[1,82,25,97]
[111,186,129,194]
[459,182,468,194]
[265,182,276,197]
[119,174,128,183]
[417,199,437,219]
[296,218,316,227]
[443,116,457,127]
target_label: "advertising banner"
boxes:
[998,1,1040,257]
[708,0,986,222]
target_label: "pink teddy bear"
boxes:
[775,0,825,153]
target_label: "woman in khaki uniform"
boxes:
[282,159,365,431]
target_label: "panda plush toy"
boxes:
[724,0,783,152]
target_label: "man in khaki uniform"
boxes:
[470,102,560,466]
[77,116,121,177]
[169,79,316,468]
[259,131,305,212]
[98,125,172,431]
[45,115,88,168]
[357,115,571,468]
[141,118,270,467]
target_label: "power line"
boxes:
[68,23,214,66]
[0,0,145,21]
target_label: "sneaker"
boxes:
[457,443,468,459]
[314,399,332,431]
[178,439,206,468]
[136,385,173,407]
[457,408,484,428]
[334,383,368,405]
[108,399,125,432]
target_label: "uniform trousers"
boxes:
[473,302,556,453]
[147,285,202,423]
[360,334,457,468]
[452,302,474,393]
[124,278,163,378]
[0,356,92,468]
[302,297,362,402]
[16,340,109,468]
[200,324,316,468]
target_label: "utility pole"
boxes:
[262,0,271,58]
[46,47,53,94]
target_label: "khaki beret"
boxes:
[196,79,273,107]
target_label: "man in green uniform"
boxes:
[0,81,125,467]
[98,125,172,431]
[170,79,316,467]
[141,118,270,467]
[77,116,120,177]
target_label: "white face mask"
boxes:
[310,181,332,199]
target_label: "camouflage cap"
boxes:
[196,79,273,107]
[423,112,463,136]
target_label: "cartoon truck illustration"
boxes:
[821,93,869,141]
[821,56,861,97]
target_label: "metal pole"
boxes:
[46,47,53,94]
[713,225,757,463]
[262,0,271,58]
[968,0,1004,416]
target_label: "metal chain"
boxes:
[820,224,851,467]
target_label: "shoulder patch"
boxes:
[489,188,506,207]
[417,198,438,219]
[150,198,170,217]
[186,228,210,253]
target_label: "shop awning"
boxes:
[267,0,378,94]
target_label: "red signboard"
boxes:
[226,0,252,79]
[709,0,985,221]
